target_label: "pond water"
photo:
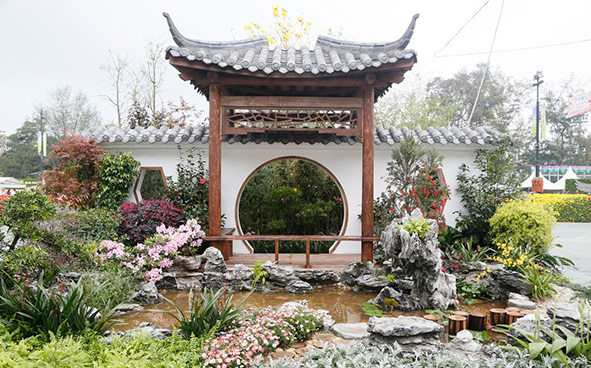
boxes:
[114,287,507,333]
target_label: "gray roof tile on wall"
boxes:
[82,125,499,147]
[163,13,419,76]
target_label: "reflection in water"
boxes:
[115,287,507,333]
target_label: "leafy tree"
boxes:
[374,82,458,128]
[455,139,523,247]
[95,152,140,209]
[426,64,528,129]
[244,5,311,49]
[41,135,105,208]
[38,86,102,137]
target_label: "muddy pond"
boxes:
[114,287,507,333]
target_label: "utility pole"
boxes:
[533,71,544,178]
[39,110,44,178]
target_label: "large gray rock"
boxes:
[340,262,374,286]
[332,323,370,339]
[171,255,203,271]
[370,286,423,311]
[368,316,443,345]
[355,274,389,291]
[547,305,585,332]
[285,280,313,293]
[378,209,456,310]
[262,261,298,286]
[155,272,178,289]
[202,272,225,291]
[508,292,536,310]
[232,264,254,281]
[131,282,163,305]
[485,269,530,299]
[203,247,227,273]
[295,269,340,284]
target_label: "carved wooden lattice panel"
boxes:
[226,109,359,132]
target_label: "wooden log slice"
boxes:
[469,312,488,331]
[453,310,470,318]
[490,308,507,325]
[448,315,467,335]
[423,314,441,323]
[506,311,525,325]
[505,307,522,314]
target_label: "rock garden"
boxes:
[1,136,591,368]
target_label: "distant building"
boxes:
[521,166,591,192]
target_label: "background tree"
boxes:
[38,86,101,137]
[100,51,130,128]
[0,120,58,178]
[139,41,167,117]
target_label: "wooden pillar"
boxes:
[361,85,374,263]
[208,83,222,239]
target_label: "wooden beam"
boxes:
[220,95,363,109]
[208,84,222,237]
[361,86,374,263]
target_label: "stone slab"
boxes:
[331,323,370,339]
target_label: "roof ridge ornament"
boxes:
[163,12,269,49]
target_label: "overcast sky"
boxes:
[1,0,590,135]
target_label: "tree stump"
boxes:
[423,314,441,323]
[449,315,467,335]
[505,307,522,314]
[453,310,470,318]
[490,308,507,326]
[506,311,524,325]
[469,312,487,331]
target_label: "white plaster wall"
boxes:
[101,141,487,254]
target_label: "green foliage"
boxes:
[239,159,344,253]
[379,274,396,282]
[166,147,213,233]
[361,302,383,317]
[167,287,244,338]
[252,261,269,286]
[565,179,591,194]
[95,152,140,209]
[0,274,115,339]
[0,189,57,250]
[373,138,450,233]
[83,267,138,310]
[490,198,556,255]
[0,244,56,280]
[67,207,123,244]
[456,140,523,247]
[456,279,487,304]
[140,169,167,200]
[495,303,591,366]
[398,216,430,239]
[520,264,558,300]
[0,330,208,367]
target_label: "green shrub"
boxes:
[68,208,123,243]
[0,274,115,339]
[0,189,57,250]
[0,244,57,280]
[168,287,244,338]
[456,278,487,304]
[565,178,591,194]
[253,260,269,286]
[95,152,140,209]
[530,194,591,222]
[490,198,556,255]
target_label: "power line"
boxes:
[467,0,505,126]
[435,38,591,58]
[435,0,490,55]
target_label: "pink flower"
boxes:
[199,178,206,185]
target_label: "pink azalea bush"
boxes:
[202,307,323,368]
[95,218,205,282]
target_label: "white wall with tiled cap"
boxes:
[100,140,485,255]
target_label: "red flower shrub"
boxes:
[117,199,185,244]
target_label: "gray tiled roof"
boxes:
[83,125,498,146]
[163,13,419,75]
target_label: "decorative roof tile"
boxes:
[163,13,419,76]
[83,125,499,147]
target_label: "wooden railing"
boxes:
[204,234,380,268]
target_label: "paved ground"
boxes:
[551,223,591,285]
